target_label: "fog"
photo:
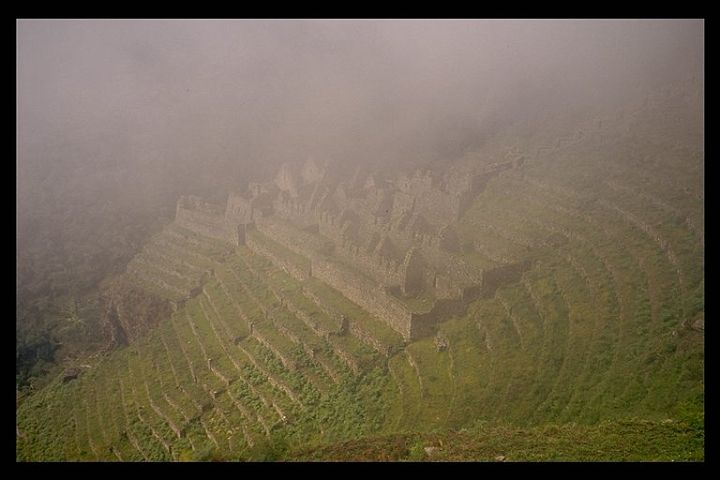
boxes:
[15,20,707,454]
[16,19,702,293]
[18,20,702,176]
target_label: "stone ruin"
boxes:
[173,156,529,341]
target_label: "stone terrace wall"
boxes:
[405,260,527,340]
[347,321,394,357]
[245,230,312,282]
[312,256,414,340]
[176,199,236,245]
[255,217,334,258]
[299,287,344,336]
[333,241,405,288]
[225,192,254,225]
[303,283,398,356]
[172,158,530,342]
[256,214,409,292]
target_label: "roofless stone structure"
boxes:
[174,157,528,341]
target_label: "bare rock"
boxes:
[424,446,438,456]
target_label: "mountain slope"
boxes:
[16,78,703,461]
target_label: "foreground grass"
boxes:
[289,418,703,462]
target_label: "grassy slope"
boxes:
[290,419,704,462]
[16,80,703,461]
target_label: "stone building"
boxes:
[172,155,528,341]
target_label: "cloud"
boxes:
[17,19,703,205]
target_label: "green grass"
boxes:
[290,418,704,461]
[246,229,311,273]
[18,199,702,460]
[17,89,703,461]
[389,291,434,314]
[305,278,404,348]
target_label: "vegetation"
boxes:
[290,418,704,461]
[16,183,171,389]
[16,80,703,461]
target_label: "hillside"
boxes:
[16,77,703,462]
[289,419,703,462]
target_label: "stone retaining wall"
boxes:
[245,232,311,282]
[312,256,415,340]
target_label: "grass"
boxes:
[16,89,703,461]
[389,291,434,314]
[18,200,703,460]
[290,418,703,461]
[246,229,311,274]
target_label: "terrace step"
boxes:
[235,341,303,407]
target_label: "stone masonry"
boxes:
[173,156,528,341]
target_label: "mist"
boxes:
[15,20,706,458]
[16,18,703,310]
[18,20,702,179]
